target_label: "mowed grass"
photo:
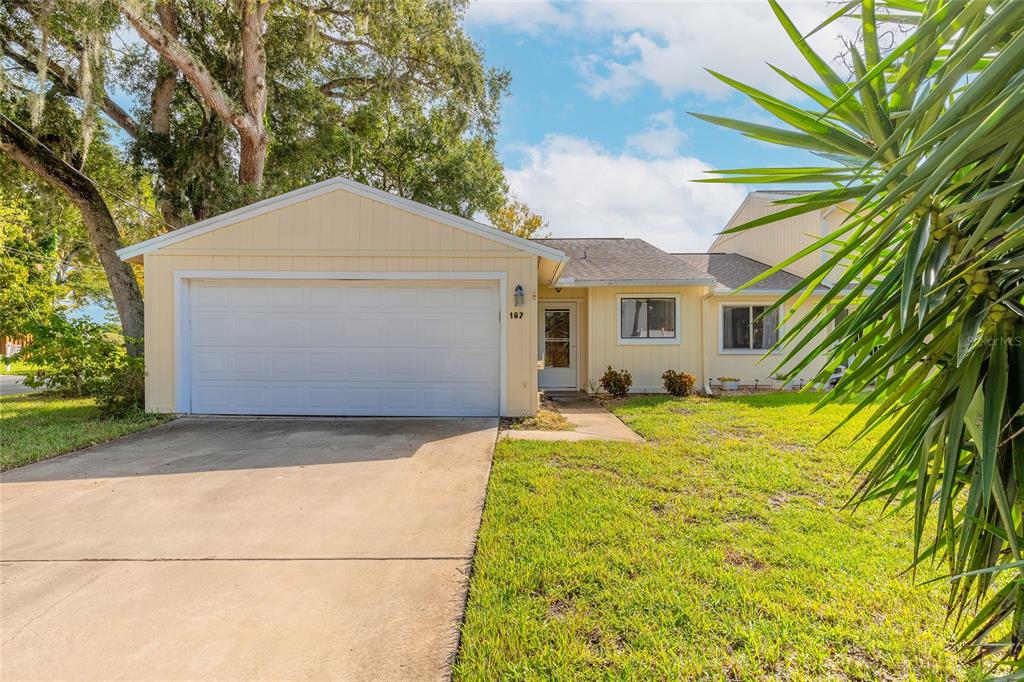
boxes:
[0,393,170,470]
[455,392,976,680]
[1,359,35,375]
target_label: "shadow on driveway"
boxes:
[3,416,493,482]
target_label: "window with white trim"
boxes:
[722,305,779,350]
[620,298,676,339]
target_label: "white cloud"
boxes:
[464,0,573,34]
[625,110,688,158]
[505,134,745,252]
[468,1,855,101]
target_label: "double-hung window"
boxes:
[722,304,780,351]
[620,297,676,341]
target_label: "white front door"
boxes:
[186,279,501,416]
[538,302,578,390]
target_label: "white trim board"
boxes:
[556,278,715,287]
[118,176,567,265]
[171,270,509,416]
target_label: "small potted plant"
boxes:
[718,377,740,391]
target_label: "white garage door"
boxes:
[186,280,500,416]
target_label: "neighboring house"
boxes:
[118,178,836,418]
[711,190,853,284]
[4,336,29,358]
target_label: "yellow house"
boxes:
[118,179,836,417]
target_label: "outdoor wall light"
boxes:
[514,284,525,307]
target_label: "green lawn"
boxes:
[0,392,170,470]
[1,359,35,375]
[455,393,976,680]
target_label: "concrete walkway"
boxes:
[1,417,498,681]
[503,392,643,442]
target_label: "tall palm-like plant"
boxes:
[695,0,1024,666]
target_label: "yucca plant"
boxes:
[694,0,1024,668]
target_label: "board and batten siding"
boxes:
[585,285,707,392]
[142,187,540,416]
[710,194,824,278]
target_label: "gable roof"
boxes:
[534,238,716,285]
[116,176,568,264]
[672,252,814,293]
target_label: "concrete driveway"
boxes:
[0,417,497,681]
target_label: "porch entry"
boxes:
[538,301,578,390]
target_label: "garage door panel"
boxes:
[187,280,500,416]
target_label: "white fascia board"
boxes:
[555,278,717,287]
[117,176,566,263]
[546,254,571,285]
[711,286,830,295]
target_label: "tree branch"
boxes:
[2,37,140,138]
[150,0,178,138]
[119,0,252,135]
[0,115,145,352]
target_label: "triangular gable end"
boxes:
[117,176,566,264]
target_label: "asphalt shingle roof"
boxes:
[671,253,804,291]
[535,238,715,283]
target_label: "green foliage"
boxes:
[696,0,1024,665]
[16,314,120,396]
[110,0,516,223]
[661,369,696,397]
[91,353,145,417]
[600,366,633,398]
[0,188,62,337]
[487,199,550,238]
[14,313,145,417]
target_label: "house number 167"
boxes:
[509,312,524,319]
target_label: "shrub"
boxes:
[17,314,120,396]
[93,354,146,417]
[662,369,696,397]
[600,366,632,397]
[16,314,146,417]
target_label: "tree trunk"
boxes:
[0,117,145,356]
[239,131,267,187]
[238,0,269,188]
[150,0,186,229]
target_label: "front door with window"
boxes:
[539,302,578,390]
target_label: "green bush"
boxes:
[17,314,120,396]
[662,369,696,397]
[600,366,633,397]
[92,355,146,417]
[15,314,145,417]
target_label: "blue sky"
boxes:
[463,1,852,251]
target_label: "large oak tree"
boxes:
[2,0,529,346]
